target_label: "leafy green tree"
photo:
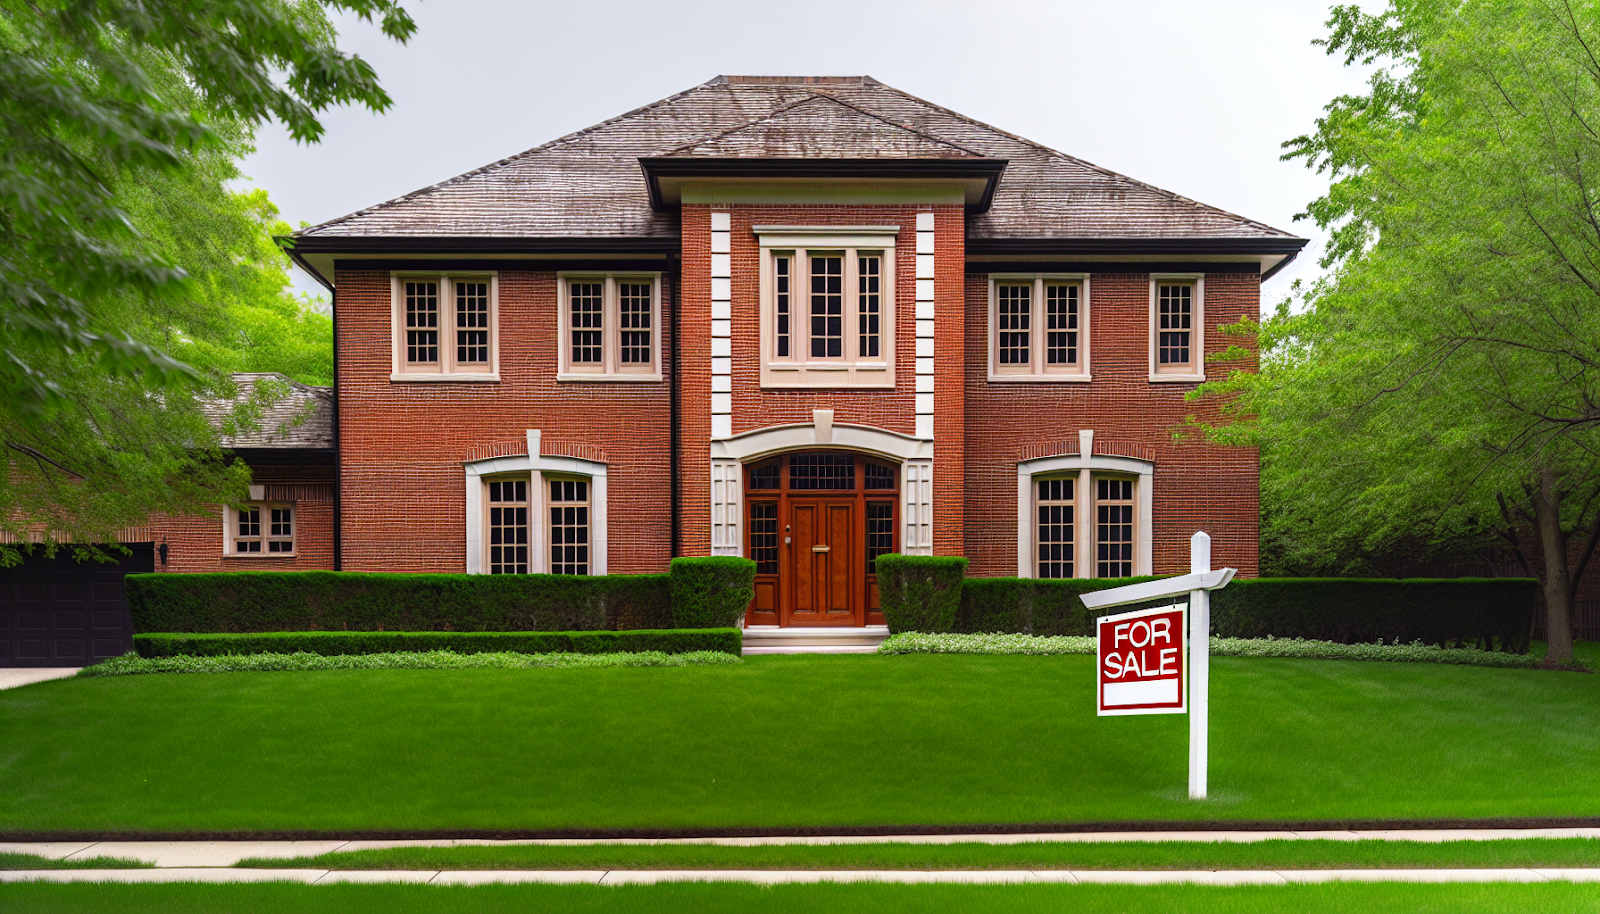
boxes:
[1194,0,1600,663]
[0,0,409,557]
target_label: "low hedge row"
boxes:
[669,557,756,628]
[133,628,742,658]
[877,559,1536,650]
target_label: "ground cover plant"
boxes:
[78,650,740,677]
[3,882,1598,914]
[876,633,1584,670]
[240,837,1600,871]
[2,649,1596,833]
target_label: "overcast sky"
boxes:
[242,0,1375,301]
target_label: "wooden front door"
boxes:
[744,452,897,628]
[788,499,857,626]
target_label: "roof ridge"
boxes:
[865,81,1298,238]
[665,90,986,159]
[298,81,715,237]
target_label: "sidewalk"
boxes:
[4,867,1600,885]
[7,828,1600,868]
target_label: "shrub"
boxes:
[875,555,967,633]
[82,650,742,677]
[669,557,756,628]
[959,576,1166,635]
[1211,577,1535,651]
[125,571,672,634]
[133,628,741,658]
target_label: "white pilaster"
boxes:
[710,458,742,556]
[710,210,733,441]
[903,458,934,555]
[914,212,936,441]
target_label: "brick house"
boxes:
[1,75,1309,664]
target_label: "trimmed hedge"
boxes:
[670,556,756,629]
[959,576,1167,636]
[1211,577,1535,651]
[126,571,672,634]
[875,555,967,633]
[133,628,741,658]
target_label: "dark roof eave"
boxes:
[966,237,1309,257]
[639,157,1008,214]
[226,447,336,467]
[291,236,683,256]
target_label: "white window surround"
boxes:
[222,502,296,557]
[1016,433,1153,578]
[557,272,664,382]
[710,412,934,557]
[1149,273,1205,383]
[464,430,608,575]
[755,225,897,389]
[389,272,500,382]
[987,273,1091,382]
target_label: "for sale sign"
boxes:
[1097,604,1187,716]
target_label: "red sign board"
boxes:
[1097,604,1187,716]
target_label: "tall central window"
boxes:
[558,273,662,380]
[758,228,896,388]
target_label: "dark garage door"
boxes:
[0,544,152,667]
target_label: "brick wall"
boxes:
[963,271,1261,578]
[335,269,674,574]
[150,464,336,573]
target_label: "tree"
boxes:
[0,1,408,557]
[1192,0,1600,664]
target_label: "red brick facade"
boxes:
[151,466,337,573]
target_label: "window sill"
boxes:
[987,373,1092,383]
[1149,373,1206,383]
[222,553,298,559]
[557,372,663,383]
[391,372,500,383]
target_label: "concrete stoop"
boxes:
[740,626,890,655]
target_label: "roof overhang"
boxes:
[639,157,1007,214]
[966,236,1310,281]
[280,236,682,290]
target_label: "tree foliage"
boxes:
[0,0,408,557]
[1193,0,1600,662]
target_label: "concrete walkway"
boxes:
[0,668,78,691]
[3,867,1600,885]
[4,829,1600,868]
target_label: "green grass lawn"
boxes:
[1,650,1597,833]
[0,854,146,870]
[242,838,1600,871]
[4,882,1600,914]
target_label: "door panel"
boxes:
[792,503,816,614]
[827,504,852,614]
[786,498,857,625]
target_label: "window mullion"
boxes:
[606,277,618,374]
[844,248,859,363]
[1032,277,1044,376]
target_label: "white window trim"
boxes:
[556,272,663,382]
[1149,273,1205,383]
[389,272,500,382]
[222,502,297,557]
[987,273,1091,382]
[1016,453,1153,579]
[755,226,897,389]
[464,431,608,575]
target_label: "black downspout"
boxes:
[668,252,680,560]
[331,285,342,572]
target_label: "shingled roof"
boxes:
[297,74,1298,245]
[203,373,334,451]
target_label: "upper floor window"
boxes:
[756,226,896,389]
[226,503,294,556]
[1150,275,1205,381]
[988,274,1089,381]
[558,273,662,381]
[390,273,498,381]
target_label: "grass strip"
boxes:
[76,650,742,677]
[3,881,1599,914]
[0,853,148,870]
[878,633,1588,669]
[237,838,1600,871]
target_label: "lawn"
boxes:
[4,882,1600,914]
[1,651,1597,833]
[241,838,1600,871]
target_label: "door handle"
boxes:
[812,545,830,553]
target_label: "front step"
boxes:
[741,625,890,656]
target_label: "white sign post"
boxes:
[1080,531,1234,800]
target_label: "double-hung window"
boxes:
[558,273,662,381]
[1149,274,1205,381]
[989,274,1089,381]
[757,227,896,388]
[481,474,594,576]
[227,503,294,556]
[391,273,498,380]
